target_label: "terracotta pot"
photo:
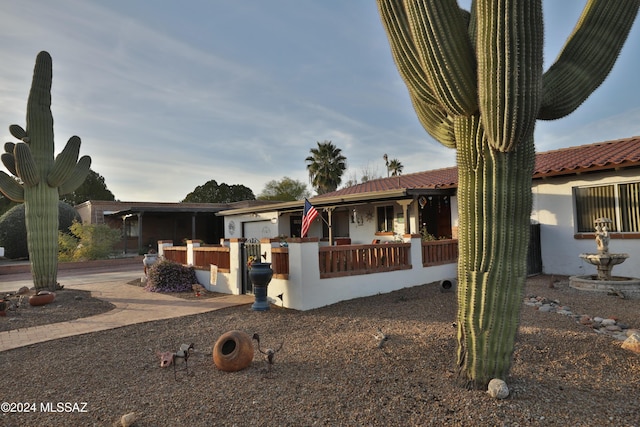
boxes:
[212,330,254,372]
[29,291,56,307]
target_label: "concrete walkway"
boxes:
[0,280,253,352]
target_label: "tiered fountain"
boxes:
[569,218,640,298]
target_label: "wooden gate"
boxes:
[242,238,262,294]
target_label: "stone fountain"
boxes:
[569,218,640,298]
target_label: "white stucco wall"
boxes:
[269,236,457,311]
[531,169,640,278]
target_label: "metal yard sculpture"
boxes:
[377,0,639,388]
[0,52,91,291]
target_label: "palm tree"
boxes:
[388,158,403,176]
[305,141,347,194]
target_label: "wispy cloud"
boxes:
[1,1,638,202]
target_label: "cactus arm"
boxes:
[476,0,543,152]
[58,155,91,196]
[1,152,17,176]
[410,93,456,148]
[0,171,24,202]
[14,143,40,186]
[4,142,16,153]
[405,0,477,116]
[539,0,640,120]
[377,0,440,106]
[9,124,27,141]
[379,0,477,116]
[47,135,81,187]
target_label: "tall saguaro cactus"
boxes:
[377,0,639,388]
[0,51,91,291]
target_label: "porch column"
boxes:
[137,213,143,251]
[397,200,412,234]
[192,213,197,240]
[325,207,334,245]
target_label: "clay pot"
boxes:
[212,330,254,372]
[28,291,56,307]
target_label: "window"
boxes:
[575,181,640,233]
[377,205,394,232]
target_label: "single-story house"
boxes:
[75,200,276,253]
[217,136,640,280]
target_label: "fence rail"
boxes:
[163,247,187,264]
[319,242,411,278]
[421,239,458,267]
[193,246,230,272]
[271,247,289,278]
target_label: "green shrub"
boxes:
[0,201,79,259]
[145,259,197,293]
[58,220,121,261]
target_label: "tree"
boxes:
[305,141,347,195]
[0,52,91,291]
[0,194,19,217]
[377,0,639,388]
[182,179,255,203]
[388,158,404,176]
[60,168,116,205]
[258,177,310,201]
[0,201,80,260]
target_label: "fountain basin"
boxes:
[569,275,640,298]
[579,253,628,266]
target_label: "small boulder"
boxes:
[119,412,137,427]
[487,378,509,399]
[621,333,640,355]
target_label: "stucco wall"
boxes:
[531,169,640,278]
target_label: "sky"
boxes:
[0,1,638,203]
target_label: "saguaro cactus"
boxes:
[0,51,91,291]
[377,0,639,388]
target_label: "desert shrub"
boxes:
[58,220,121,261]
[145,259,196,293]
[0,201,80,259]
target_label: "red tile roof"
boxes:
[533,136,640,178]
[319,136,640,198]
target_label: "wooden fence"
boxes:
[193,246,230,272]
[421,239,458,267]
[319,242,411,278]
[162,246,187,264]
[166,239,459,280]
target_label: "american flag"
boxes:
[301,198,319,238]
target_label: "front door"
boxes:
[419,195,452,239]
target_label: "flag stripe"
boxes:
[301,199,319,238]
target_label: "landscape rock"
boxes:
[621,333,640,355]
[487,379,509,399]
[119,411,137,427]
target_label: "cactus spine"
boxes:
[0,52,91,291]
[378,0,639,388]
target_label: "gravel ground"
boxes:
[1,275,639,427]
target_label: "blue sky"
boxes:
[1,1,638,202]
